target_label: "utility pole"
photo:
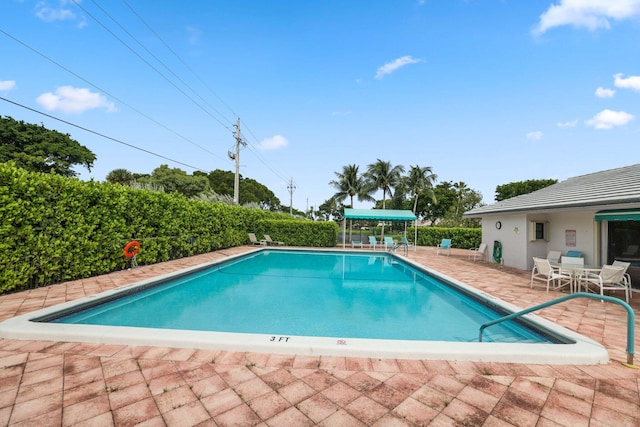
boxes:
[287,178,296,216]
[228,118,246,205]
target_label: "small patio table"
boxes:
[552,262,602,293]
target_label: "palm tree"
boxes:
[330,164,374,241]
[364,160,405,239]
[453,181,471,219]
[406,165,437,214]
[364,159,405,209]
[329,164,373,208]
[106,168,134,186]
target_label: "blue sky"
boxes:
[1,1,639,212]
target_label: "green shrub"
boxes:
[409,226,481,249]
[0,162,333,293]
[256,219,339,247]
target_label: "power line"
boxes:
[114,1,294,185]
[120,0,239,120]
[69,0,233,132]
[87,0,235,128]
[0,96,207,172]
[0,28,225,161]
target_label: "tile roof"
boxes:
[465,163,640,217]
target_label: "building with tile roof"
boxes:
[464,164,640,288]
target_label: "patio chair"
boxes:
[436,238,452,256]
[401,236,413,249]
[264,235,284,246]
[613,260,633,298]
[530,257,572,292]
[468,243,488,261]
[546,250,562,264]
[248,233,267,246]
[383,237,394,251]
[368,236,378,251]
[559,256,584,292]
[581,265,629,303]
[351,238,363,249]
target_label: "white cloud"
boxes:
[595,87,616,98]
[533,0,640,35]
[257,135,288,151]
[36,86,117,114]
[374,56,422,80]
[0,80,17,91]
[186,26,202,46]
[557,120,578,128]
[614,73,640,91]
[35,0,77,22]
[585,109,634,129]
[526,131,543,141]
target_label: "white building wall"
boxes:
[480,210,602,271]
[541,211,599,266]
[481,214,530,270]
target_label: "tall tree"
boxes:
[329,164,374,208]
[406,165,437,214]
[495,179,557,201]
[364,159,405,209]
[202,169,281,210]
[138,164,210,198]
[0,116,96,177]
[106,168,134,186]
[330,164,374,241]
[453,181,471,219]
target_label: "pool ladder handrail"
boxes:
[478,292,637,367]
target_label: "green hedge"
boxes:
[256,219,338,247]
[409,226,481,249]
[0,163,332,293]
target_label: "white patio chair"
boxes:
[468,243,488,261]
[581,265,629,303]
[546,250,562,264]
[612,260,632,298]
[530,257,572,292]
[559,256,584,292]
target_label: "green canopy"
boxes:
[342,209,417,250]
[595,209,640,222]
[344,208,417,221]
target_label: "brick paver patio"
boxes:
[1,246,640,426]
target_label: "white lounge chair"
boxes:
[264,235,284,246]
[248,233,267,246]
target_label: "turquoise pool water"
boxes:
[47,250,558,343]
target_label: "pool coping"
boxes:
[0,248,609,365]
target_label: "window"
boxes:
[529,221,548,241]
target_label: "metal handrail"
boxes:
[479,292,636,367]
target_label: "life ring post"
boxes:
[123,240,140,268]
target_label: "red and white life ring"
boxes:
[123,241,140,259]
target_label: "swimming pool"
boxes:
[0,248,608,364]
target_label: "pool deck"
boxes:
[1,246,640,426]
